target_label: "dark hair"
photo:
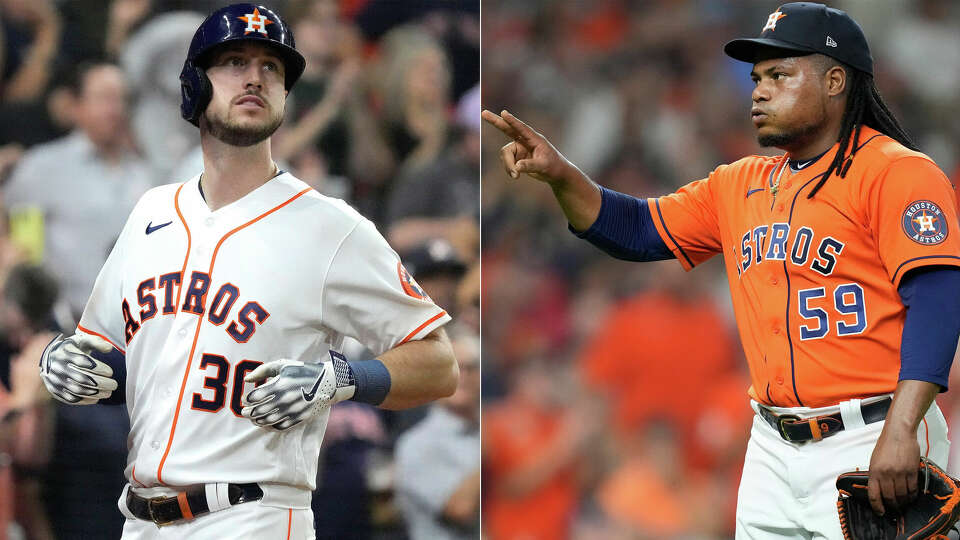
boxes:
[3,263,58,331]
[807,63,918,198]
[63,60,120,97]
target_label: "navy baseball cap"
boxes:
[724,2,873,75]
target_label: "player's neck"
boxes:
[199,136,277,212]
[780,116,844,163]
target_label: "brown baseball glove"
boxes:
[836,458,960,540]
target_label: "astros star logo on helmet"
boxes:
[238,8,273,36]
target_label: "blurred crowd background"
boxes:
[481,1,960,539]
[0,0,478,539]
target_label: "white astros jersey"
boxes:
[77,172,450,498]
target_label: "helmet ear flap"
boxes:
[180,61,213,126]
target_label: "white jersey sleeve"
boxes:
[77,195,143,350]
[320,218,450,356]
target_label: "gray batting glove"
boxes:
[39,333,118,405]
[240,355,355,431]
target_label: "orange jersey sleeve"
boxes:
[862,155,960,286]
[649,171,724,270]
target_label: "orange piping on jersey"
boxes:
[399,310,447,345]
[172,183,193,315]
[76,324,125,354]
[131,465,144,487]
[892,255,960,285]
[177,492,194,520]
[157,187,312,484]
[923,417,930,457]
[286,509,293,539]
[652,199,694,268]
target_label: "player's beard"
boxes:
[757,105,829,150]
[202,104,283,147]
[757,120,824,149]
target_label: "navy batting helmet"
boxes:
[180,3,305,126]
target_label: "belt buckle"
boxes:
[777,414,802,442]
[147,497,173,527]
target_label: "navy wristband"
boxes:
[348,359,392,406]
[570,186,674,262]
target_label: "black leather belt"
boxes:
[758,397,892,443]
[126,483,263,526]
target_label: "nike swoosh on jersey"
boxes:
[746,188,765,198]
[301,372,324,401]
[145,221,173,235]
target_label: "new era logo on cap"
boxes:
[826,35,837,47]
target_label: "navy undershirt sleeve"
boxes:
[569,186,675,262]
[897,266,960,390]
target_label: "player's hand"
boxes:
[867,424,921,515]
[241,355,356,431]
[39,333,118,405]
[481,109,574,185]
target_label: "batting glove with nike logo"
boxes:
[240,351,356,431]
[39,333,119,405]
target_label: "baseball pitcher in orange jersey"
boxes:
[485,3,960,538]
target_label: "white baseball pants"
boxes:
[735,396,949,539]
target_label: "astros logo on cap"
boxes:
[239,8,273,36]
[902,200,948,245]
[762,9,787,32]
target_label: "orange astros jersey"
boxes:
[650,126,960,408]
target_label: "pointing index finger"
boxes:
[481,109,517,138]
[500,110,539,141]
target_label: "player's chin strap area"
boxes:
[119,482,263,527]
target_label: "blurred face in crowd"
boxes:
[75,65,129,150]
[202,42,286,147]
[443,333,480,421]
[750,54,845,150]
[405,46,450,107]
[0,299,32,350]
[418,271,463,319]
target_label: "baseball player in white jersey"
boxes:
[36,4,458,539]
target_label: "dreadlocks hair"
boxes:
[807,61,919,198]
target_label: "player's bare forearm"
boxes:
[868,379,941,514]
[549,162,602,232]
[883,380,940,437]
[482,109,602,231]
[377,327,458,410]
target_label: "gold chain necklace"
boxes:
[770,158,789,199]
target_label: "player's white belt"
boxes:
[120,482,263,526]
[757,397,892,442]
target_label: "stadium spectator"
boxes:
[0,263,61,540]
[120,11,205,184]
[4,61,152,320]
[395,326,480,539]
[483,358,601,540]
